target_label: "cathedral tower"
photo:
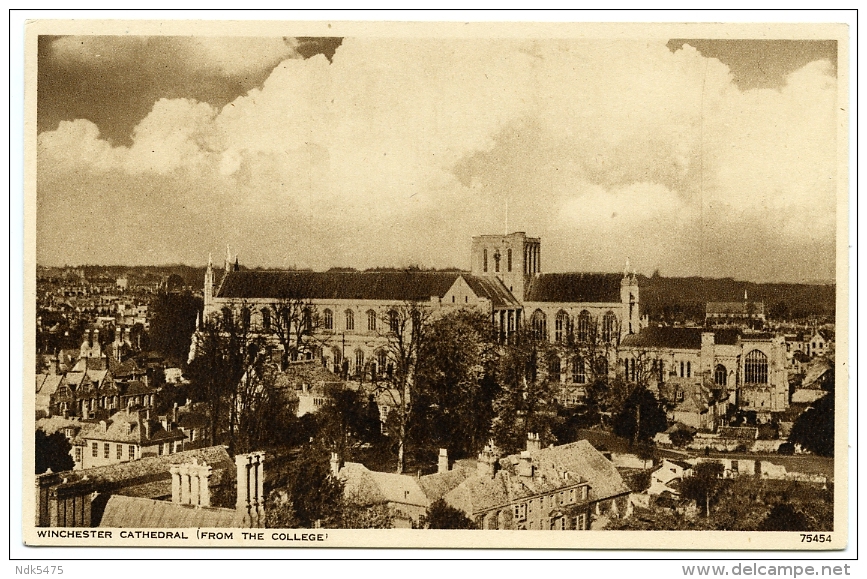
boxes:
[471,232,540,302]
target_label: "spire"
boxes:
[207,252,213,270]
[225,244,232,273]
[624,257,631,278]
[744,289,748,301]
[234,256,239,272]
[196,311,201,331]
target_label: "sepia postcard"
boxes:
[22,19,850,550]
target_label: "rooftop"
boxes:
[524,273,623,303]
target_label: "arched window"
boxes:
[302,308,312,333]
[577,310,592,342]
[507,248,513,272]
[331,347,342,373]
[686,361,691,378]
[345,309,355,331]
[745,350,768,384]
[549,356,561,378]
[240,307,251,330]
[261,307,271,331]
[602,311,617,343]
[389,310,400,333]
[572,357,585,384]
[354,350,365,378]
[323,309,333,330]
[222,307,233,329]
[532,309,547,341]
[367,309,377,332]
[377,350,388,374]
[555,310,568,342]
[714,364,728,387]
[483,249,488,272]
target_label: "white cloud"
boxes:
[36,38,838,280]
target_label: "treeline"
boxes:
[640,275,836,322]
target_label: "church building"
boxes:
[197,232,641,383]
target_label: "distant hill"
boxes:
[639,275,836,322]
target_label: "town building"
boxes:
[705,293,766,330]
[34,446,264,528]
[619,327,788,424]
[194,233,642,390]
[440,436,632,530]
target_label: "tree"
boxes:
[185,309,257,451]
[611,386,668,445]
[35,430,74,474]
[491,326,560,454]
[318,385,379,457]
[265,443,344,528]
[425,498,477,529]
[340,500,394,529]
[789,390,834,457]
[372,302,431,473]
[758,503,809,531]
[413,309,500,459]
[149,292,202,364]
[233,360,301,454]
[264,297,327,366]
[669,428,695,448]
[681,461,725,518]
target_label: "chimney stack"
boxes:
[437,448,449,474]
[527,432,541,452]
[477,444,499,479]
[172,402,179,424]
[517,451,534,478]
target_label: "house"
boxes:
[805,330,832,358]
[336,457,430,528]
[658,379,727,431]
[648,459,693,496]
[441,435,631,530]
[272,360,344,417]
[705,294,766,330]
[72,407,186,469]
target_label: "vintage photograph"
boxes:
[24,20,848,549]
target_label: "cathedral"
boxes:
[198,231,641,381]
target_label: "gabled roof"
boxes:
[75,408,185,445]
[461,276,521,308]
[40,445,234,498]
[108,357,143,378]
[417,467,473,502]
[340,462,429,508]
[99,495,244,528]
[216,270,462,302]
[621,327,742,350]
[524,273,623,303]
[444,440,630,516]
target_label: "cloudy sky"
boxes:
[36,35,839,282]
